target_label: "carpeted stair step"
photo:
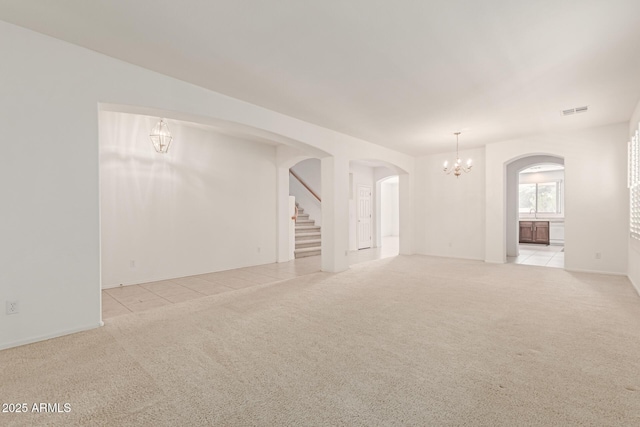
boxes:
[295,231,321,241]
[293,203,320,259]
[295,225,321,233]
[295,239,322,249]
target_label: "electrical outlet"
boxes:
[6,300,19,315]
[595,252,602,259]
[129,260,136,268]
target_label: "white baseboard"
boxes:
[564,268,627,276]
[419,252,484,262]
[0,322,103,351]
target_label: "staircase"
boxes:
[294,204,321,258]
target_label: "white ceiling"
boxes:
[2,0,640,155]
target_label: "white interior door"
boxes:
[357,184,372,249]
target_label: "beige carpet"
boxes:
[2,255,640,426]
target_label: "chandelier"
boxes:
[443,132,472,177]
[150,119,173,153]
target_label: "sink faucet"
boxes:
[529,208,537,219]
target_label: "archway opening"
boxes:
[346,159,405,264]
[289,158,323,260]
[505,155,565,268]
[99,105,331,321]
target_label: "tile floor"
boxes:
[506,243,564,268]
[102,236,400,320]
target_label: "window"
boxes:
[518,183,536,213]
[519,181,562,214]
[630,128,640,240]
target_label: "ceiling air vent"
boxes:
[562,105,589,116]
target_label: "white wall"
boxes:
[0,21,414,350]
[291,158,321,195]
[100,112,277,288]
[288,196,296,260]
[414,147,486,260]
[486,123,629,274]
[628,99,640,295]
[381,179,399,236]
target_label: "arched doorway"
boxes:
[506,155,565,267]
[347,159,408,263]
[289,158,322,260]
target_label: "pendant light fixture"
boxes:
[150,118,173,153]
[443,132,472,178]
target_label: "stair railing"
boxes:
[289,169,321,203]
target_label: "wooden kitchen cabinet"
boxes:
[519,221,550,245]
